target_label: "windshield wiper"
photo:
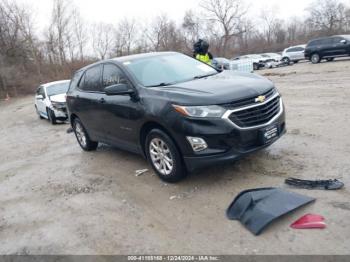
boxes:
[193,73,218,80]
[146,82,175,87]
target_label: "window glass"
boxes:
[69,71,83,91]
[81,65,102,92]
[38,87,46,98]
[286,48,296,52]
[320,38,332,45]
[332,37,342,44]
[124,53,217,87]
[102,64,129,88]
[294,47,304,51]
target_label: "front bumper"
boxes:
[169,101,286,172]
[52,106,68,120]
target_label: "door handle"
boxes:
[99,98,106,104]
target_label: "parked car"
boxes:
[212,57,253,73]
[281,45,306,64]
[67,52,286,182]
[260,53,283,68]
[232,54,266,70]
[211,57,231,70]
[304,35,350,64]
[35,80,70,124]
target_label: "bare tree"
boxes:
[306,0,347,35]
[92,22,115,59]
[200,0,247,57]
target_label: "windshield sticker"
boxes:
[123,61,131,65]
[197,64,213,72]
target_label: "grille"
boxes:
[222,88,275,109]
[228,96,281,128]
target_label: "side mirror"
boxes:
[340,39,347,44]
[104,83,134,96]
[36,94,43,100]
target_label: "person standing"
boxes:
[193,39,213,65]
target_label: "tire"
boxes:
[253,63,259,71]
[35,106,44,119]
[47,108,57,124]
[72,118,98,151]
[311,53,320,64]
[282,57,290,64]
[145,129,187,183]
[326,57,334,62]
[293,60,299,63]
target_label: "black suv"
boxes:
[67,52,285,182]
[305,35,350,63]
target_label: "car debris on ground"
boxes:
[285,177,344,190]
[135,169,149,176]
[290,214,326,229]
[226,187,315,235]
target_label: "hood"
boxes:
[50,93,66,103]
[148,71,274,105]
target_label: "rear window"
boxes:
[80,65,103,92]
[69,71,83,92]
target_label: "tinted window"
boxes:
[81,65,102,92]
[332,37,343,44]
[69,71,83,91]
[322,38,333,45]
[286,48,296,52]
[102,64,129,88]
[294,47,304,51]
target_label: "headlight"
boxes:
[172,105,226,118]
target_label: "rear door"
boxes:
[74,65,106,140]
[320,38,334,57]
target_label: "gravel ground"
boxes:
[0,58,350,255]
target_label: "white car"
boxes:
[261,53,283,68]
[34,80,70,124]
[232,54,267,70]
[281,45,306,64]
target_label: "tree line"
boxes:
[0,0,349,98]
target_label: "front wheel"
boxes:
[47,108,57,124]
[145,129,187,183]
[282,57,290,64]
[311,53,320,64]
[72,118,98,151]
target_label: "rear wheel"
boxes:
[326,57,334,62]
[311,53,320,64]
[145,129,187,183]
[72,118,98,151]
[47,108,57,124]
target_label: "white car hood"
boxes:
[50,93,66,103]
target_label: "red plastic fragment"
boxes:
[290,214,326,229]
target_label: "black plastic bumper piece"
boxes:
[226,187,315,235]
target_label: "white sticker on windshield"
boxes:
[197,64,213,72]
[123,61,131,65]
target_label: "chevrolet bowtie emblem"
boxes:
[255,95,266,103]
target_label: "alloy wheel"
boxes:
[149,138,174,176]
[74,122,87,147]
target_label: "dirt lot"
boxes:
[0,59,350,255]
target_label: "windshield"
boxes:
[124,53,218,87]
[47,82,70,96]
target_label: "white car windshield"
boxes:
[47,82,69,96]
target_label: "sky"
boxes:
[17,0,350,33]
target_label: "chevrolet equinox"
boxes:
[67,52,286,182]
